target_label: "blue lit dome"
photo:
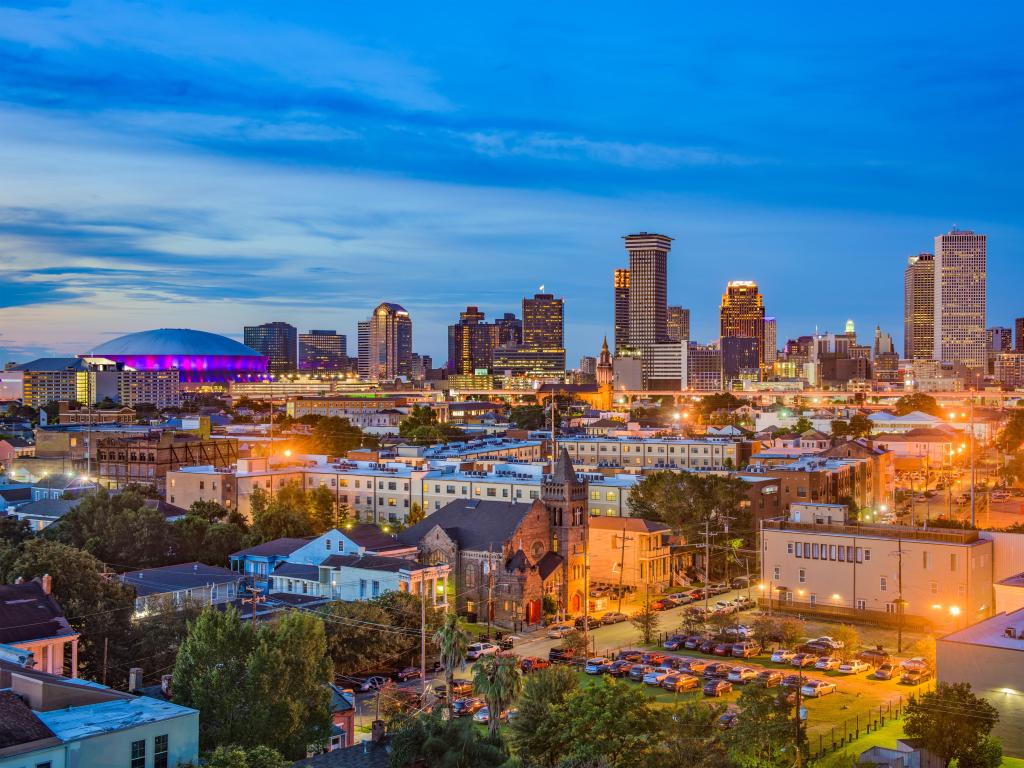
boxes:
[85,328,267,384]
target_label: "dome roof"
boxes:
[89,328,263,357]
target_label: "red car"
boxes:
[713,643,733,656]
[650,599,672,611]
[520,657,550,673]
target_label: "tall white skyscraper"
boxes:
[763,317,778,365]
[933,230,987,370]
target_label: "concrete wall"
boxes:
[936,639,1024,758]
[65,711,200,768]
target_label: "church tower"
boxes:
[542,448,589,616]
[596,336,614,387]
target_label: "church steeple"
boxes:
[596,336,613,386]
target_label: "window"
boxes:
[809,594,817,605]
[154,735,169,768]
[803,543,810,558]
[838,546,846,562]
[787,542,794,555]
[326,539,331,550]
[829,544,837,560]
[856,599,866,610]
[922,551,931,570]
[950,553,959,572]
[359,579,367,598]
[957,584,966,597]
[486,488,496,497]
[372,580,380,598]
[879,576,887,592]
[930,581,938,594]
[772,566,781,580]
[798,568,806,584]
[591,490,600,500]
[131,739,146,768]
[864,549,871,561]
[795,544,802,559]
[855,547,863,563]
[812,544,820,559]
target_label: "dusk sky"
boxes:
[1,1,1021,365]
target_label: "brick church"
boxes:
[396,449,589,627]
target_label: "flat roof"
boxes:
[941,607,1024,652]
[38,697,197,741]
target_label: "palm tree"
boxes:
[473,654,523,738]
[433,612,470,720]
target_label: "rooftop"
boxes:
[321,553,433,573]
[940,606,1024,652]
[38,696,197,741]
[88,328,263,358]
[0,580,77,645]
[0,690,58,752]
[398,498,534,552]
[588,516,670,534]
[762,518,981,545]
[10,357,88,372]
[120,563,238,596]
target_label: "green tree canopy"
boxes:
[628,471,752,545]
[894,393,942,417]
[204,745,289,768]
[509,665,579,768]
[904,682,998,767]
[509,404,547,430]
[726,683,807,767]
[399,405,465,445]
[311,416,372,455]
[473,654,524,738]
[389,710,508,768]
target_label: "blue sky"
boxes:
[0,1,1021,364]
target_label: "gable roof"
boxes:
[343,523,411,554]
[536,551,564,580]
[0,487,32,503]
[0,580,76,645]
[320,554,430,573]
[273,562,320,580]
[588,516,670,534]
[0,690,58,751]
[10,497,83,521]
[232,537,313,558]
[119,563,238,596]
[396,499,533,552]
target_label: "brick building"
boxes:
[97,432,237,493]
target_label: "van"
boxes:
[731,641,761,658]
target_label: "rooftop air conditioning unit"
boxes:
[1005,627,1017,639]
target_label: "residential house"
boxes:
[0,578,79,678]
[588,517,672,591]
[119,563,243,615]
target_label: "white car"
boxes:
[727,667,757,684]
[811,636,844,650]
[814,657,842,671]
[771,649,796,663]
[546,622,573,639]
[838,660,870,675]
[466,642,499,660]
[801,680,838,698]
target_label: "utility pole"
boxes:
[420,580,427,700]
[889,537,905,653]
[702,520,716,616]
[242,576,266,623]
[102,636,108,686]
[616,525,634,614]
[969,394,976,528]
[794,661,805,768]
[486,544,494,640]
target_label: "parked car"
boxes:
[643,668,671,686]
[724,624,753,639]
[684,635,705,650]
[548,647,577,664]
[650,599,672,611]
[732,641,761,658]
[710,583,731,595]
[810,636,845,650]
[452,697,485,716]
[901,668,932,686]
[667,592,693,605]
[771,649,796,664]
[756,670,784,688]
[601,611,628,625]
[546,622,573,639]
[791,653,816,668]
[395,666,421,682]
[496,634,519,650]
[664,635,688,650]
[699,639,718,654]
[617,649,644,662]
[900,657,930,671]
[857,648,892,666]
[781,674,805,689]
[873,663,896,680]
[704,679,734,697]
[473,706,510,724]
[629,664,655,682]
[801,680,837,698]
[433,681,472,699]
[520,657,550,673]
[642,652,668,665]
[466,642,499,661]
[727,667,757,684]
[719,710,740,728]
[704,662,734,678]
[815,657,842,671]
[597,659,617,674]
[585,657,612,675]
[606,660,635,677]
[838,660,870,675]
[685,658,710,674]
[358,675,390,692]
[662,673,701,692]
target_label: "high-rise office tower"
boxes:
[523,293,564,350]
[447,306,516,375]
[666,306,690,343]
[363,303,412,381]
[357,321,370,379]
[934,230,986,370]
[987,327,1013,352]
[1017,319,1024,353]
[873,326,895,358]
[243,322,297,375]
[613,268,630,354]
[903,253,935,360]
[298,330,347,372]
[579,356,597,376]
[763,317,778,365]
[494,312,522,347]
[719,281,766,366]
[624,233,671,351]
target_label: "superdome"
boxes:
[84,328,268,384]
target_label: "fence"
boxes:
[807,685,932,759]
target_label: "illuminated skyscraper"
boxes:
[447,307,521,374]
[934,230,986,369]
[298,330,347,372]
[666,306,690,343]
[613,268,630,354]
[523,293,564,350]
[624,233,671,350]
[763,317,778,365]
[719,281,766,366]
[243,321,297,375]
[903,253,935,360]
[357,321,370,379]
[363,303,412,381]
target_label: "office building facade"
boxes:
[363,303,413,381]
[613,268,630,355]
[903,253,935,360]
[298,330,347,372]
[934,230,987,369]
[763,317,778,365]
[624,233,671,351]
[243,322,297,375]
[666,306,690,343]
[447,307,521,375]
[683,343,723,392]
[720,281,766,366]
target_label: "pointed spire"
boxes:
[551,447,577,484]
[601,336,609,353]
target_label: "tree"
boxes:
[830,420,851,438]
[776,616,806,648]
[0,515,32,547]
[172,608,332,759]
[631,595,661,645]
[560,628,590,660]
[510,665,579,768]
[399,406,465,445]
[895,393,941,417]
[433,612,470,720]
[473,654,524,738]
[204,745,288,768]
[311,416,370,455]
[558,678,664,768]
[307,485,336,533]
[389,710,508,768]
[250,482,313,542]
[509,405,546,430]
[6,539,135,681]
[904,682,999,767]
[792,417,813,434]
[662,699,728,768]
[726,683,806,767]
[407,502,425,526]
[957,736,1003,768]
[188,499,231,523]
[124,594,204,686]
[828,625,860,660]
[908,634,936,669]
[628,471,751,546]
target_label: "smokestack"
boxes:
[41,574,52,595]
[129,668,143,693]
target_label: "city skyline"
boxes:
[1,3,1022,364]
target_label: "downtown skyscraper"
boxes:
[934,230,987,370]
[243,321,297,375]
[903,252,935,360]
[361,302,412,381]
[624,233,672,351]
[613,268,630,355]
[719,280,766,367]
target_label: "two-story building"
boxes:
[588,517,672,592]
[0,578,79,678]
[119,563,243,616]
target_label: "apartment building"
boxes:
[745,454,889,515]
[557,435,754,472]
[588,516,672,591]
[285,394,411,419]
[760,514,992,630]
[97,432,238,493]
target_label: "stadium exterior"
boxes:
[84,328,269,384]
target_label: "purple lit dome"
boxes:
[86,328,268,383]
